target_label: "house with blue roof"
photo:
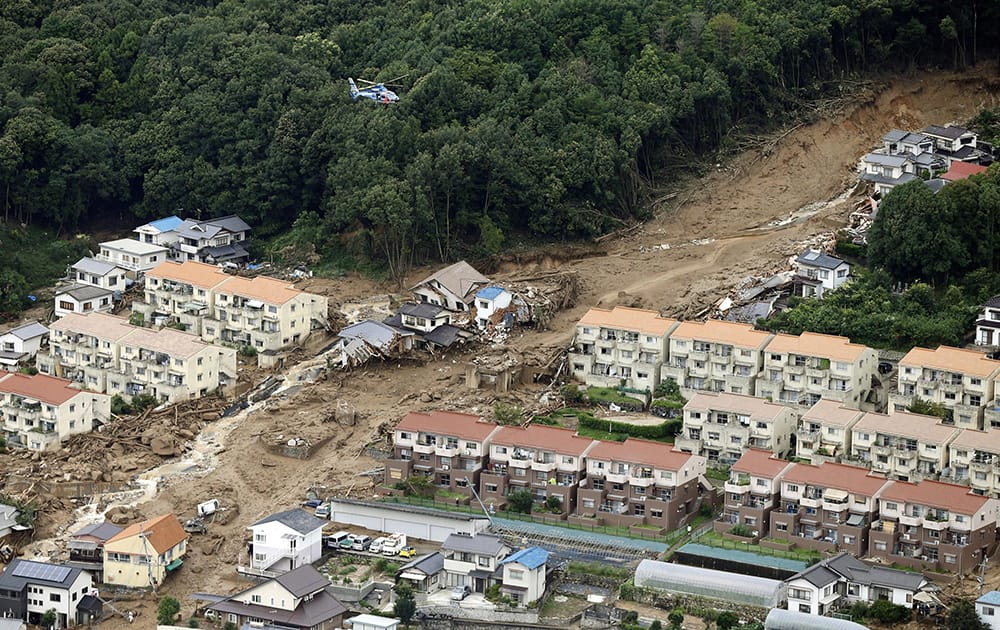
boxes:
[977,591,1000,629]
[499,546,549,606]
[474,286,513,329]
[134,215,184,246]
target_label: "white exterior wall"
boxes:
[72,267,127,292]
[0,333,43,357]
[54,291,114,318]
[25,571,92,626]
[977,600,1000,629]
[1,390,110,452]
[249,521,323,573]
[97,244,168,273]
[502,564,545,604]
[569,324,672,393]
[475,291,513,328]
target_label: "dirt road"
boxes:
[37,65,1000,625]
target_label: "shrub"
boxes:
[130,393,159,412]
[716,611,739,630]
[494,402,524,425]
[18,366,38,375]
[561,383,584,404]
[668,609,684,629]
[544,495,562,512]
[157,596,180,626]
[654,378,681,399]
[111,394,132,415]
[650,399,684,418]
[507,489,533,514]
[867,599,910,624]
[576,415,675,440]
[239,344,258,357]
[730,523,753,537]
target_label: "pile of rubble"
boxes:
[498,270,581,330]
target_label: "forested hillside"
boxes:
[1,0,996,274]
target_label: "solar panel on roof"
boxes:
[11,562,71,583]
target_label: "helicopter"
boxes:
[348,75,408,104]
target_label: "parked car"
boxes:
[314,502,331,518]
[369,537,387,554]
[450,585,471,601]
[398,546,417,558]
[352,535,373,551]
[340,534,358,549]
[325,531,352,548]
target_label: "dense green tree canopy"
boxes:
[1,0,997,271]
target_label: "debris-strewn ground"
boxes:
[5,65,1000,627]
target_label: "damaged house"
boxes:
[335,320,415,368]
[411,261,489,313]
[383,303,474,351]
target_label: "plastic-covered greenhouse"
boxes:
[634,560,785,608]
[764,608,869,630]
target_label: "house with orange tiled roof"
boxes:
[795,399,865,463]
[0,372,110,451]
[755,332,878,410]
[849,410,960,482]
[575,438,708,531]
[675,391,798,463]
[135,261,329,352]
[480,425,597,515]
[661,319,773,397]
[715,449,795,540]
[38,312,236,404]
[869,480,999,575]
[890,345,1000,429]
[103,513,187,588]
[569,306,679,394]
[769,462,892,557]
[384,410,501,501]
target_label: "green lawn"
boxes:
[697,530,821,563]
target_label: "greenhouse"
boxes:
[634,560,785,608]
[764,608,869,630]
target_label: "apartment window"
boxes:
[786,484,798,493]
[945,554,956,564]
[496,446,507,455]
[197,357,203,366]
[776,522,788,532]
[582,499,595,508]
[858,432,870,441]
[884,502,897,511]
[843,535,855,545]
[252,595,262,603]
[972,378,983,386]
[847,583,860,596]
[874,542,887,551]
[984,607,995,616]
[485,484,498,492]
[50,593,61,602]
[562,456,574,464]
[789,588,811,600]
[255,533,266,543]
[955,515,966,523]
[508,569,524,580]
[755,479,767,487]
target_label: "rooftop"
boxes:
[863,153,911,167]
[881,479,989,514]
[731,448,794,479]
[950,429,1000,453]
[476,286,507,300]
[978,591,1000,606]
[50,312,134,341]
[414,261,489,300]
[147,260,229,289]
[121,326,217,359]
[250,509,328,535]
[669,319,772,349]
[923,124,972,140]
[217,274,305,305]
[764,331,871,362]
[0,373,88,406]
[492,424,596,456]
[577,306,678,337]
[70,522,123,542]
[796,249,847,270]
[898,345,1000,378]
[0,559,83,590]
[441,533,507,555]
[100,238,169,255]
[685,391,789,420]
[399,302,448,319]
[783,462,891,496]
[941,161,988,181]
[395,410,496,441]
[500,546,549,570]
[586,438,697,471]
[200,214,251,234]
[106,513,187,554]
[55,283,113,300]
[142,215,184,233]
[72,257,121,276]
[801,399,865,428]
[274,564,330,598]
[853,410,960,444]
[2,321,47,341]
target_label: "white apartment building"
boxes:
[850,410,960,482]
[795,399,864,463]
[37,312,235,403]
[947,430,1000,496]
[136,261,229,333]
[661,319,773,396]
[675,391,797,462]
[96,238,168,274]
[890,345,1000,430]
[569,306,679,393]
[0,372,110,451]
[755,332,877,410]
[138,261,329,351]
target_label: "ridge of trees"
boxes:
[1,0,997,280]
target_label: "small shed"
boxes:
[634,560,785,608]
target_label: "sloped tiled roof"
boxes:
[578,306,678,337]
[853,410,960,445]
[731,449,793,479]
[147,260,229,289]
[685,391,788,420]
[250,509,327,535]
[0,373,86,406]
[880,480,990,515]
[941,161,988,181]
[764,331,871,362]
[898,345,1000,378]
[492,424,595,456]
[395,410,496,441]
[414,261,489,300]
[586,438,696,471]
[801,399,864,428]
[670,319,772,349]
[217,275,303,305]
[106,513,186,554]
[500,547,549,570]
[783,462,890,496]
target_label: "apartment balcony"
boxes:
[725,480,751,495]
[629,474,655,488]
[604,471,628,485]
[673,436,701,453]
[872,444,892,456]
[898,514,922,527]
[806,366,829,379]
[531,460,557,473]
[785,364,805,375]
[689,350,709,362]
[508,457,531,470]
[940,382,964,395]
[922,517,950,531]
[799,496,821,509]
[434,444,460,458]
[796,428,820,443]
[412,443,434,455]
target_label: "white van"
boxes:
[326,531,351,548]
[352,535,373,551]
[369,537,388,554]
